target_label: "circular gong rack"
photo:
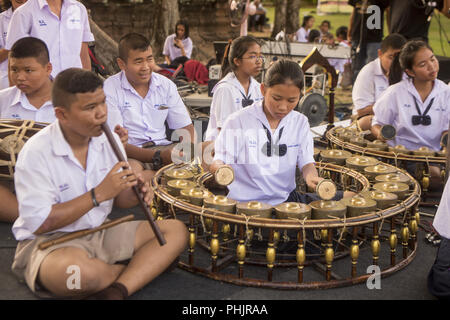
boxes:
[151,161,421,290]
[326,125,446,204]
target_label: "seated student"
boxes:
[336,26,350,46]
[210,60,353,205]
[162,20,193,66]
[0,0,28,89]
[307,29,321,43]
[319,20,331,38]
[248,0,267,32]
[205,35,264,142]
[11,68,188,299]
[371,40,450,187]
[104,33,195,168]
[0,37,53,224]
[352,33,407,131]
[0,37,54,122]
[296,15,315,43]
[428,176,450,299]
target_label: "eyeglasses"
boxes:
[261,125,287,157]
[241,55,265,62]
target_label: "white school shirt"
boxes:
[0,86,55,122]
[162,34,193,62]
[214,101,315,206]
[372,78,450,151]
[205,72,263,141]
[295,27,309,42]
[433,177,450,239]
[6,0,95,77]
[0,8,12,89]
[12,120,126,241]
[352,58,389,115]
[104,71,192,147]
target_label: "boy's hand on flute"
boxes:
[95,161,138,203]
[136,174,153,206]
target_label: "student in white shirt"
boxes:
[0,37,54,224]
[0,0,28,89]
[296,15,315,43]
[162,20,193,65]
[372,40,450,188]
[104,33,194,168]
[353,33,407,131]
[11,68,188,299]
[0,37,54,122]
[205,35,264,142]
[5,0,94,77]
[210,60,353,205]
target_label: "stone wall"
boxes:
[85,0,239,63]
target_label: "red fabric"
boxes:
[183,60,209,84]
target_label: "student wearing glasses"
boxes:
[371,40,450,188]
[209,60,352,205]
[204,36,264,142]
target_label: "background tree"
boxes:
[271,0,301,38]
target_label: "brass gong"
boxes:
[375,172,411,185]
[340,195,377,217]
[364,164,397,180]
[236,201,273,218]
[366,140,388,151]
[373,182,409,200]
[164,168,194,181]
[274,202,312,220]
[320,149,352,165]
[346,155,378,172]
[359,190,398,210]
[167,179,198,196]
[388,145,411,154]
[309,200,347,220]
[204,195,237,213]
[179,187,214,206]
[413,146,435,157]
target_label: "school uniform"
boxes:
[0,8,12,89]
[162,34,193,62]
[213,101,315,206]
[205,71,263,141]
[295,27,309,42]
[6,0,95,77]
[372,78,450,151]
[104,71,192,147]
[352,58,389,115]
[0,86,55,122]
[11,120,140,296]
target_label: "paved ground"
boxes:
[0,203,439,301]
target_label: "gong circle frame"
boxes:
[151,161,421,290]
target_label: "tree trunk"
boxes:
[151,0,180,56]
[88,17,120,75]
[286,0,300,34]
[271,0,287,38]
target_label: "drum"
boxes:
[0,119,49,179]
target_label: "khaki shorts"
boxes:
[11,220,142,298]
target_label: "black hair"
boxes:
[175,20,189,39]
[307,29,321,43]
[301,15,314,28]
[118,33,151,62]
[320,20,331,29]
[263,59,304,91]
[336,26,348,40]
[9,37,50,66]
[380,33,407,53]
[1,0,11,11]
[52,68,103,109]
[221,35,261,76]
[389,39,432,85]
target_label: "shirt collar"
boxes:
[10,86,53,111]
[405,78,441,105]
[52,120,108,157]
[221,72,257,97]
[374,58,386,77]
[120,71,161,94]
[38,0,76,9]
[251,100,292,130]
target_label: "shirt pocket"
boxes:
[146,106,169,131]
[65,5,82,30]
